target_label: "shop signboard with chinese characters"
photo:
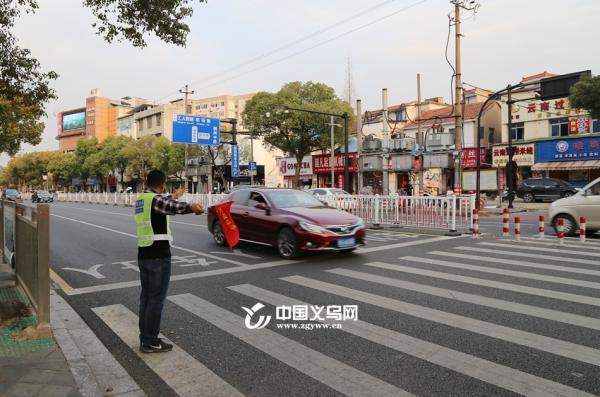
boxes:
[536,136,600,162]
[462,148,488,168]
[278,156,312,177]
[492,144,535,167]
[312,153,358,174]
[569,117,591,135]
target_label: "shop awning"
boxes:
[532,160,600,171]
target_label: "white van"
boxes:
[549,177,600,236]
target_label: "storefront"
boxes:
[422,152,453,195]
[277,155,313,188]
[532,136,600,187]
[461,147,498,194]
[312,153,358,190]
[492,143,535,190]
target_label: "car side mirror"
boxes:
[255,202,267,210]
[583,189,592,197]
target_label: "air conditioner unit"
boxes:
[426,133,454,151]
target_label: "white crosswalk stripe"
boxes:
[167,293,410,397]
[92,304,244,397]
[515,237,600,251]
[280,274,600,367]
[478,242,600,258]
[456,246,600,266]
[227,283,593,397]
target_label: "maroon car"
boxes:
[207,188,366,258]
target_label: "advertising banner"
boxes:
[492,144,535,167]
[536,136,600,162]
[278,156,312,177]
[312,153,357,173]
[463,148,488,168]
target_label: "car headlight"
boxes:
[299,221,329,234]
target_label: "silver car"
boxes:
[549,177,600,236]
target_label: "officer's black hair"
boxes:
[146,170,166,188]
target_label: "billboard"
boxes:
[62,112,86,131]
[536,137,600,163]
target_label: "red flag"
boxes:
[214,200,239,250]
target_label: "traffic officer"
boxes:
[134,170,204,353]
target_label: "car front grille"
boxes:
[326,224,358,235]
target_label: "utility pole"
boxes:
[356,99,363,192]
[250,136,254,186]
[450,0,478,195]
[417,74,423,196]
[453,1,463,196]
[506,87,516,209]
[382,88,389,195]
[330,115,335,188]
[179,84,194,192]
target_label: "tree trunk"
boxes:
[294,154,304,189]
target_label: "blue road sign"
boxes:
[172,115,220,145]
[248,161,257,176]
[231,145,240,177]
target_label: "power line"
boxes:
[156,0,412,103]
[157,0,429,102]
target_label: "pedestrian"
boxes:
[404,182,413,196]
[134,170,204,353]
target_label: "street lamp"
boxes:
[282,106,351,192]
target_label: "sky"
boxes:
[3,0,599,165]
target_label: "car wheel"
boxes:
[562,191,574,198]
[212,221,227,246]
[523,192,535,203]
[277,227,299,259]
[553,214,577,237]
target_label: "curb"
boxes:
[50,290,146,397]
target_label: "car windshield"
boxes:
[38,191,50,195]
[6,189,17,194]
[268,190,324,208]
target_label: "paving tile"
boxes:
[3,382,44,397]
[19,368,59,384]
[52,328,84,362]
[67,359,102,397]
[52,308,89,331]
[68,328,107,357]
[94,373,141,396]
[34,384,76,397]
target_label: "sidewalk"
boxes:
[1,265,144,397]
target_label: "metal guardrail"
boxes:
[57,192,474,231]
[1,200,49,323]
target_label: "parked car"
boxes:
[32,190,53,203]
[207,188,366,258]
[307,188,350,196]
[516,178,578,203]
[2,189,21,201]
[549,177,600,236]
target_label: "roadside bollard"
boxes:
[514,216,521,241]
[557,218,565,246]
[502,209,510,238]
[580,217,587,243]
[472,209,480,239]
[538,215,545,239]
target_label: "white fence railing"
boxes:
[57,192,474,230]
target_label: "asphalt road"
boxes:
[49,202,600,396]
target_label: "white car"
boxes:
[549,177,600,236]
[307,188,350,196]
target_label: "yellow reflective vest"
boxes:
[134,192,173,247]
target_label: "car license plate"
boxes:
[337,237,355,248]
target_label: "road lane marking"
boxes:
[282,274,600,368]
[62,264,106,279]
[325,267,600,331]
[168,293,410,397]
[456,246,600,266]
[357,235,461,253]
[519,237,600,249]
[401,255,600,290]
[49,268,74,294]
[364,261,600,307]
[54,204,209,227]
[230,283,594,397]
[64,259,296,295]
[478,242,600,258]
[429,251,600,277]
[92,304,243,397]
[51,213,246,267]
[209,250,261,259]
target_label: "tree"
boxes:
[570,75,600,119]
[0,1,206,155]
[75,137,100,187]
[98,136,133,188]
[48,152,79,190]
[122,136,155,186]
[243,81,354,187]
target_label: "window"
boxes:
[147,117,152,129]
[593,119,600,134]
[510,122,524,140]
[220,101,225,107]
[156,113,161,126]
[230,190,250,206]
[550,117,569,137]
[248,192,267,207]
[138,120,143,130]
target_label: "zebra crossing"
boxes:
[92,237,600,396]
